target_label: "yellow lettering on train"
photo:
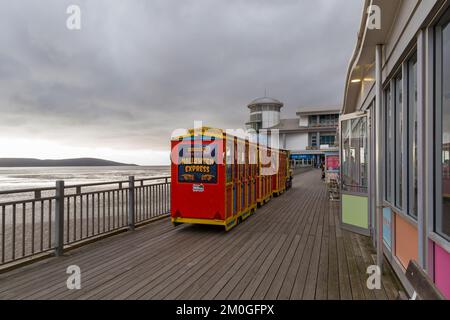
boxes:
[180,157,192,164]
[184,165,211,173]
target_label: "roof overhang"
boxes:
[342,0,401,115]
[296,106,341,116]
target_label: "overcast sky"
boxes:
[0,0,363,165]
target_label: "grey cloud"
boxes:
[0,0,363,153]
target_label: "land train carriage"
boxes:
[171,127,290,231]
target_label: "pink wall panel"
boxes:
[434,243,450,299]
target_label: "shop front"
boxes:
[290,154,317,167]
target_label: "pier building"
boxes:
[246,98,339,168]
[339,0,450,299]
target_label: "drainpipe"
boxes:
[375,44,383,271]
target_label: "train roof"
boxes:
[171,127,289,152]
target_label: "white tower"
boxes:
[245,97,284,131]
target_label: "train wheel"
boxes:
[225,218,237,231]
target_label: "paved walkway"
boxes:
[0,169,404,299]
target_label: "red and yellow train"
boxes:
[170,127,292,231]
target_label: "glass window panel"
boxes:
[341,116,367,193]
[395,75,403,209]
[408,55,418,218]
[360,117,368,188]
[320,135,335,145]
[385,87,392,202]
[438,20,450,240]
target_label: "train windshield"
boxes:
[177,142,218,184]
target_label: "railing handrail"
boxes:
[66,175,170,189]
[0,175,172,267]
[0,186,55,195]
[0,175,171,196]
[0,196,57,207]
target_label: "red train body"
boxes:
[171,128,290,231]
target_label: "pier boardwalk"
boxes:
[0,169,404,300]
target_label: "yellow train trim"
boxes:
[172,217,237,231]
[172,206,258,231]
[272,187,286,197]
[257,194,271,206]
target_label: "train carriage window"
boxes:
[240,141,245,178]
[259,147,264,175]
[242,145,246,178]
[271,151,278,176]
[237,140,241,179]
[248,145,251,177]
[244,142,249,177]
[236,141,240,178]
[243,142,247,177]
[226,138,233,183]
[249,142,257,177]
[260,147,271,176]
[233,138,239,181]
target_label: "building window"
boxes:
[385,86,393,202]
[311,133,317,147]
[250,113,262,122]
[395,74,403,209]
[407,54,418,218]
[436,14,450,241]
[385,72,405,210]
[320,135,335,145]
[341,116,368,193]
[318,114,338,126]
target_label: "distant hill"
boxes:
[0,158,138,167]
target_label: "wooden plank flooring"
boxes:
[0,169,404,300]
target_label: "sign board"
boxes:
[192,184,205,192]
[326,155,339,172]
[178,143,218,184]
[290,154,314,160]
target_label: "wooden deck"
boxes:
[0,169,404,300]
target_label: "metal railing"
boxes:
[0,176,171,267]
[308,122,339,128]
[305,144,339,151]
